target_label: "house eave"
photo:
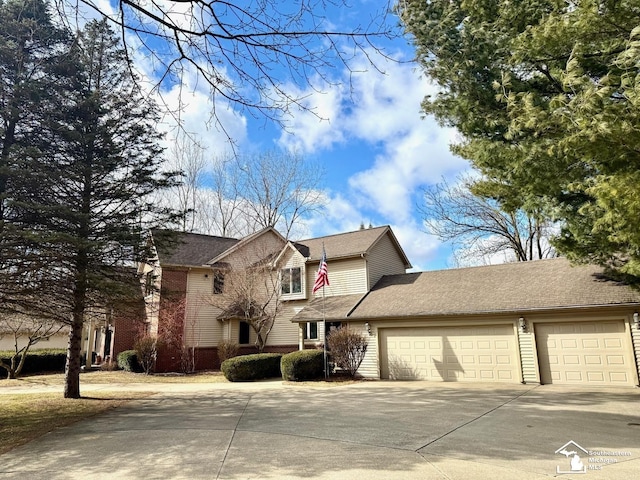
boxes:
[347,302,640,320]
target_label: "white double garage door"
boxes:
[380,321,637,386]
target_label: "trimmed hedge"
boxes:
[0,349,67,379]
[221,353,283,382]
[281,349,324,381]
[117,350,142,373]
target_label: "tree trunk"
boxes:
[64,317,84,398]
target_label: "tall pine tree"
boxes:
[0,0,71,320]
[400,0,640,278]
[13,18,177,398]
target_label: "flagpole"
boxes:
[313,243,329,379]
[323,283,327,379]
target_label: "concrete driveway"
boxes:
[0,380,639,479]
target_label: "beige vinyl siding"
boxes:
[347,322,379,378]
[0,333,69,351]
[183,268,223,347]
[632,316,640,383]
[367,234,408,289]
[309,257,368,297]
[517,328,538,383]
[266,301,301,346]
[229,319,257,346]
[223,229,284,267]
[143,263,161,335]
[221,319,255,346]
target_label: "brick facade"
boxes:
[155,268,188,372]
[192,344,299,370]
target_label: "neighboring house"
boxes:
[136,225,640,387]
[0,329,68,352]
[294,258,640,387]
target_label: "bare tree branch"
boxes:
[55,0,400,131]
[420,176,557,265]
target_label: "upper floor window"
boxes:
[281,267,302,295]
[213,271,225,294]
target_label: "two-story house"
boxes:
[131,225,640,388]
[134,225,409,372]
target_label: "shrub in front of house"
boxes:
[281,349,324,381]
[134,335,157,375]
[221,353,283,381]
[117,350,142,373]
[327,327,368,377]
[217,340,239,363]
[0,349,67,379]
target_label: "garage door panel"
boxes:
[381,325,518,382]
[604,338,622,348]
[536,321,634,386]
[585,355,602,365]
[582,339,599,348]
[610,372,629,383]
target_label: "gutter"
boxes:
[348,302,640,320]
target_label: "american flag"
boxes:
[312,248,330,293]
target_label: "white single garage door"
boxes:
[380,325,519,382]
[536,321,635,386]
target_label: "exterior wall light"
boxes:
[634,312,639,329]
[364,322,372,335]
[518,317,527,333]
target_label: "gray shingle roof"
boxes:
[295,226,411,267]
[155,232,239,267]
[291,294,365,322]
[348,258,640,319]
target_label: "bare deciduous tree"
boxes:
[421,177,556,266]
[211,242,283,352]
[196,154,246,238]
[237,150,324,238]
[166,147,325,239]
[0,312,64,379]
[166,132,207,233]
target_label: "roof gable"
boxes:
[207,227,286,266]
[349,258,640,318]
[272,241,306,267]
[294,226,411,268]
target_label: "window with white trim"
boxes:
[302,322,318,340]
[281,267,302,295]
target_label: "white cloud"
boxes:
[384,220,441,271]
[301,191,363,239]
[277,80,346,152]
[156,83,248,156]
[349,123,467,222]
[275,52,471,270]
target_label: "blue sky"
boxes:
[86,0,472,271]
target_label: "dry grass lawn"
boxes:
[1,369,228,388]
[0,391,153,455]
